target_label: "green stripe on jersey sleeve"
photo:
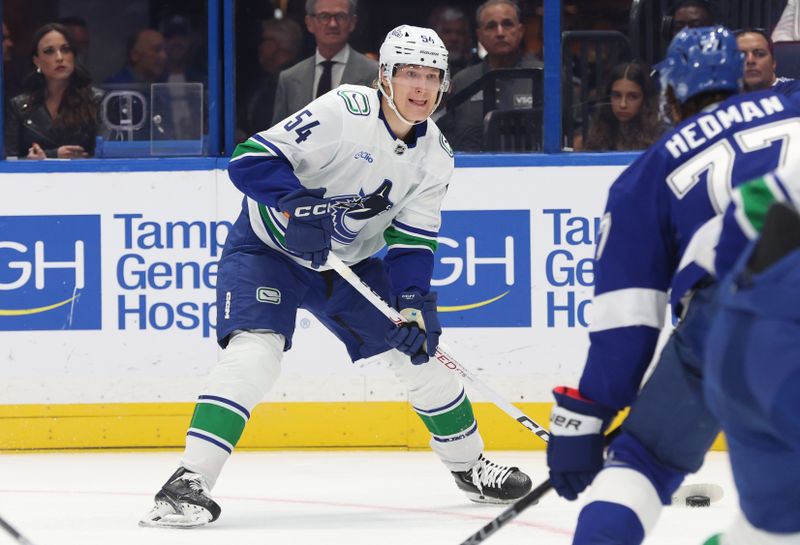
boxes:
[383,226,438,252]
[739,176,779,233]
[230,138,275,160]
[258,203,287,246]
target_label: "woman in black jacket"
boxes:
[5,22,103,159]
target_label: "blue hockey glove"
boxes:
[385,291,441,365]
[277,187,333,269]
[547,386,615,501]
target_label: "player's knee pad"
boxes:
[384,349,462,408]
[580,466,663,541]
[204,329,284,412]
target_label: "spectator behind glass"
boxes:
[428,6,474,77]
[3,21,20,99]
[4,23,103,159]
[772,0,800,42]
[579,62,663,151]
[665,0,716,41]
[162,15,205,84]
[439,0,543,152]
[58,16,90,68]
[105,28,167,85]
[240,18,303,136]
[736,29,783,92]
[2,21,13,63]
[270,0,377,125]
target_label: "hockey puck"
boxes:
[686,495,711,507]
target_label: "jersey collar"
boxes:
[377,94,428,150]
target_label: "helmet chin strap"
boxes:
[379,77,442,127]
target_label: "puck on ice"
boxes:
[686,495,710,507]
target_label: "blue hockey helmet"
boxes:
[654,26,743,104]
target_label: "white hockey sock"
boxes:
[181,329,284,488]
[385,350,484,472]
[583,466,663,537]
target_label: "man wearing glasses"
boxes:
[437,0,542,152]
[272,0,377,125]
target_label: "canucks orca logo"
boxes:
[329,179,394,244]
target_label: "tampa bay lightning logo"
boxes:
[328,179,394,243]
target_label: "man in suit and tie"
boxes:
[271,0,377,125]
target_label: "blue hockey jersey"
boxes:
[580,88,800,410]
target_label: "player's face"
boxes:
[390,65,442,121]
[737,32,776,91]
[476,4,523,57]
[34,30,74,82]
[610,78,644,122]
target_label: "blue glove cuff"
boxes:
[553,386,615,426]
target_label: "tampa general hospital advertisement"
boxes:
[0,164,627,449]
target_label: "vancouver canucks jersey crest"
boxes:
[329,179,394,243]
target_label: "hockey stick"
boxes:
[458,427,622,545]
[326,254,721,506]
[326,252,550,442]
[460,479,552,545]
[0,514,36,545]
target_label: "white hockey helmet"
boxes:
[378,25,450,125]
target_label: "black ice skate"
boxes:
[452,454,533,504]
[139,467,221,528]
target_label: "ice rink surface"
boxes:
[0,450,737,545]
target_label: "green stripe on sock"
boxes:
[416,396,476,437]
[701,534,722,545]
[740,176,777,233]
[190,402,247,447]
[383,226,438,252]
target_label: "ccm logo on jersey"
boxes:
[293,203,332,217]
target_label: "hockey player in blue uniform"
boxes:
[138,24,531,528]
[546,26,800,544]
[702,169,800,545]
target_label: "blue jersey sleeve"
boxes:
[384,247,435,296]
[227,137,303,207]
[578,150,675,410]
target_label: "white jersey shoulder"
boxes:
[246,84,452,269]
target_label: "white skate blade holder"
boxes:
[139,501,214,529]
[671,483,724,507]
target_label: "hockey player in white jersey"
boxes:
[139,24,531,528]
